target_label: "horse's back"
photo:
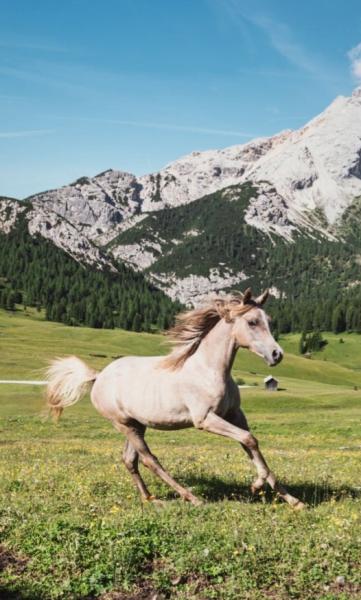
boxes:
[90,355,192,427]
[91,355,163,401]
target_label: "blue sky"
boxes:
[1,0,361,198]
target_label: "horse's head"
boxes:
[227,288,283,367]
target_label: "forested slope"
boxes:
[111,185,361,335]
[0,218,181,332]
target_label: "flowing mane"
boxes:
[160,293,255,370]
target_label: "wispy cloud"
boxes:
[0,37,68,53]
[0,129,56,139]
[102,119,255,138]
[0,64,93,96]
[348,43,361,81]
[247,14,321,77]
[59,116,257,138]
[218,0,337,82]
[56,117,256,138]
[238,66,310,80]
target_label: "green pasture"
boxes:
[0,309,360,599]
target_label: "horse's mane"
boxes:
[160,292,255,370]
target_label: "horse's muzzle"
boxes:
[270,348,283,366]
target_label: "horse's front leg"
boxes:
[198,410,305,509]
[226,408,305,508]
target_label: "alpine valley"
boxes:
[1,87,361,334]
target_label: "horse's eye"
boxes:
[248,320,258,327]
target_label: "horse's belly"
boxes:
[147,421,193,431]
[125,393,193,429]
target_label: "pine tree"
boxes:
[332,305,346,334]
[299,331,307,354]
[132,313,142,332]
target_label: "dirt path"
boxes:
[0,380,47,385]
[0,380,252,388]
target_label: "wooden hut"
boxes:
[264,375,278,391]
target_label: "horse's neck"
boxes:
[195,318,237,377]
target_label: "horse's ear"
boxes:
[215,298,233,321]
[256,289,269,305]
[214,299,225,315]
[243,288,252,304]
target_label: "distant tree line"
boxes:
[0,219,181,332]
[268,288,361,338]
[298,330,327,354]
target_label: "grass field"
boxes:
[0,308,360,599]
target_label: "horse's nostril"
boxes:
[272,349,279,360]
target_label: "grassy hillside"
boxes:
[281,332,361,371]
[0,309,360,599]
[2,308,361,387]
[0,308,166,380]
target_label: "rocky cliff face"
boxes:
[0,198,27,234]
[136,87,361,226]
[1,88,361,304]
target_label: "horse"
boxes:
[45,288,305,509]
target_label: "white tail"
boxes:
[45,356,98,420]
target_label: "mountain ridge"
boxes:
[1,87,361,305]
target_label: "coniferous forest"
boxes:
[0,219,181,332]
[1,189,361,338]
[111,185,361,337]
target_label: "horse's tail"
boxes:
[45,356,98,421]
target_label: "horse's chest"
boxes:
[209,380,237,417]
[206,387,231,416]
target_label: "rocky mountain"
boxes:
[1,87,361,305]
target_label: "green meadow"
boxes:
[0,308,360,599]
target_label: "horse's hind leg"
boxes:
[123,439,153,501]
[125,425,202,506]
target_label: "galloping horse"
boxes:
[46,288,304,509]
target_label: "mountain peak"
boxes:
[351,85,361,100]
[2,87,361,300]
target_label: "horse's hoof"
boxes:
[191,497,203,507]
[250,484,263,495]
[144,495,165,507]
[144,494,156,502]
[152,499,166,507]
[183,494,203,506]
[293,500,306,511]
